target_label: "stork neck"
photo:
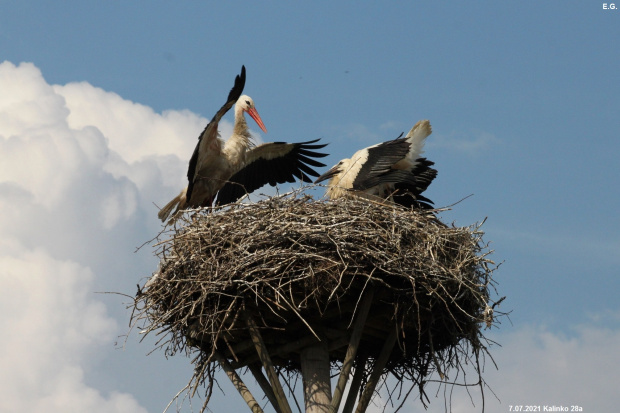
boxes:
[224,109,253,166]
[233,108,253,140]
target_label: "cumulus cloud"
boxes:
[0,239,146,413]
[54,81,208,164]
[0,61,209,412]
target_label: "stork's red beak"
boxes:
[246,107,267,133]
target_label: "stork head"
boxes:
[237,95,267,133]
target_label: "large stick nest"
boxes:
[132,190,502,409]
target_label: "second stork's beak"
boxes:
[314,163,341,184]
[246,107,267,133]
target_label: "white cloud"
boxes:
[484,323,619,410]
[0,61,199,253]
[33,368,148,413]
[0,240,146,413]
[0,61,200,412]
[0,62,68,135]
[367,321,620,412]
[53,81,209,164]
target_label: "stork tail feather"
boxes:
[158,189,187,222]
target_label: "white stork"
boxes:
[158,66,328,221]
[314,120,437,209]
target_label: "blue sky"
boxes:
[1,2,619,412]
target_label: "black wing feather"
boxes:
[391,158,438,209]
[353,136,411,190]
[186,66,246,203]
[215,139,328,205]
[296,153,329,168]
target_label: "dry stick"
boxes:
[248,364,283,413]
[428,328,445,380]
[246,313,293,413]
[354,327,398,413]
[280,370,304,413]
[330,289,375,413]
[213,351,264,413]
[342,352,368,413]
[272,288,321,341]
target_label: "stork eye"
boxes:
[245,100,251,106]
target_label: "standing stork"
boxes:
[314,120,437,209]
[158,66,328,221]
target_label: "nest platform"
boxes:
[132,191,501,412]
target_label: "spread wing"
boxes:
[215,139,328,205]
[186,65,246,203]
